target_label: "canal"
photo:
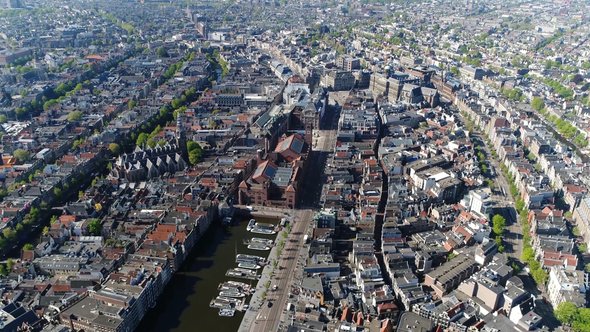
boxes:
[137,216,278,332]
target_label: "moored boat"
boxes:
[236,254,266,264]
[247,243,270,251]
[219,290,246,298]
[237,262,261,270]
[219,308,235,317]
[246,219,256,231]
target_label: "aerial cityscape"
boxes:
[0,0,590,331]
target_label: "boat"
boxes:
[236,254,267,264]
[243,237,273,245]
[255,222,275,228]
[209,299,232,309]
[247,243,271,251]
[219,290,246,298]
[237,262,261,270]
[219,308,235,317]
[216,296,243,306]
[246,219,256,231]
[251,227,277,235]
[226,268,260,281]
[218,281,251,291]
[222,216,232,226]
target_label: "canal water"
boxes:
[137,216,278,332]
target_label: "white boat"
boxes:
[219,290,246,298]
[252,237,273,244]
[247,243,271,251]
[251,227,277,235]
[236,254,266,264]
[219,308,235,317]
[226,268,260,281]
[216,296,243,305]
[237,262,261,270]
[243,237,273,245]
[210,299,232,309]
[218,281,251,291]
[246,219,256,231]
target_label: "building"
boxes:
[547,267,588,308]
[110,144,187,182]
[424,254,478,298]
[0,48,32,66]
[573,197,590,248]
[336,56,361,71]
[321,70,355,91]
[238,134,307,209]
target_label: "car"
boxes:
[272,285,278,291]
[267,301,273,308]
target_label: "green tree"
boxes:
[555,302,578,326]
[492,214,506,236]
[53,187,62,200]
[2,228,16,241]
[156,47,169,58]
[108,143,121,155]
[67,111,83,122]
[0,264,7,276]
[521,246,534,262]
[127,99,137,110]
[187,141,203,166]
[573,308,590,332]
[0,114,7,124]
[13,149,30,163]
[136,133,149,147]
[6,258,14,272]
[23,243,34,250]
[87,219,102,236]
[531,97,545,111]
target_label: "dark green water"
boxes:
[137,217,277,332]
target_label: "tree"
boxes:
[573,308,590,332]
[531,97,545,111]
[127,99,137,110]
[555,302,578,326]
[87,219,102,236]
[136,133,149,147]
[492,214,506,236]
[67,111,83,122]
[156,47,169,58]
[23,243,34,250]
[187,141,203,166]
[6,258,14,272]
[13,149,30,163]
[53,187,62,200]
[2,227,16,241]
[0,114,7,124]
[42,226,49,236]
[108,143,121,155]
[521,246,535,262]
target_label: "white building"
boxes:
[547,267,588,308]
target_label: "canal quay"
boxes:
[137,214,280,332]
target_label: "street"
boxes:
[250,209,314,332]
